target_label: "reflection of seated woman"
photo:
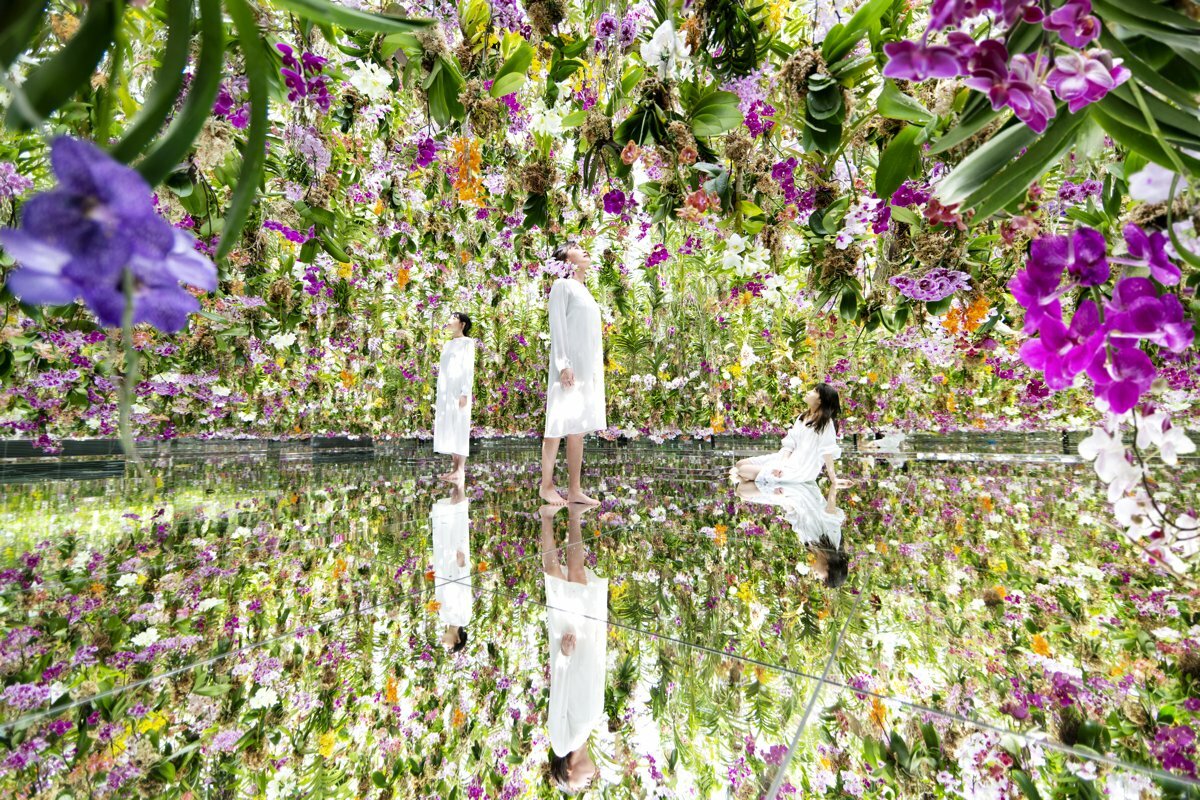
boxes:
[540,503,605,793]
[432,478,471,652]
[737,479,850,588]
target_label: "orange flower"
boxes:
[425,599,441,613]
[980,495,994,513]
[678,145,698,165]
[476,560,489,573]
[1031,634,1050,656]
[869,697,887,729]
[89,582,106,596]
[384,675,398,704]
[993,585,1007,599]
[452,707,466,727]
[713,524,728,546]
[396,266,411,290]
[332,557,347,580]
[710,413,726,434]
[424,568,436,582]
[621,140,640,165]
[450,137,484,205]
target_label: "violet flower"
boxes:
[1087,344,1156,414]
[1,137,216,332]
[1123,223,1181,285]
[602,189,627,215]
[1046,50,1129,113]
[966,44,1056,133]
[1018,299,1104,389]
[1042,0,1100,47]
[1105,276,1194,354]
[882,39,962,81]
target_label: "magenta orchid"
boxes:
[1123,224,1181,286]
[1042,0,1101,47]
[1045,49,1130,113]
[1017,299,1104,390]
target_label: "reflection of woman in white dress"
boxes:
[540,242,605,507]
[540,502,605,792]
[432,478,471,652]
[733,383,850,586]
[433,312,475,482]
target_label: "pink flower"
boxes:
[965,43,1056,133]
[1046,50,1130,113]
[882,39,962,81]
[1043,0,1100,47]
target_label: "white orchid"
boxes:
[1078,424,1142,502]
[1134,411,1196,466]
[348,62,393,102]
[640,21,693,81]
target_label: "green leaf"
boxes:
[689,90,743,137]
[272,0,433,33]
[561,110,587,128]
[935,119,1039,207]
[890,205,920,226]
[489,41,533,97]
[1010,770,1043,800]
[929,103,1004,155]
[4,0,119,130]
[135,0,224,185]
[822,0,890,62]
[381,32,421,59]
[926,297,953,315]
[426,56,465,127]
[839,288,859,321]
[193,683,232,697]
[875,124,923,199]
[372,771,389,789]
[111,0,194,162]
[1100,30,1199,110]
[1094,107,1200,175]
[217,0,270,263]
[621,66,645,97]
[0,0,48,70]
[522,193,548,229]
[1089,0,1200,48]
[878,80,935,126]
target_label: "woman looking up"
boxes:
[540,242,605,506]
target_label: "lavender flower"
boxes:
[0,161,34,200]
[890,267,970,302]
[1,137,216,332]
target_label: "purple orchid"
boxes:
[1065,226,1110,286]
[1046,50,1129,113]
[602,189,627,215]
[1105,276,1195,354]
[1087,344,1157,414]
[882,39,963,81]
[966,43,1056,133]
[1043,0,1100,47]
[0,137,216,333]
[1123,223,1181,285]
[1018,299,1104,389]
[1009,228,1108,332]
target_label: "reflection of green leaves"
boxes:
[489,41,533,98]
[4,0,119,130]
[424,56,465,128]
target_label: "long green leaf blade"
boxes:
[272,0,433,34]
[111,0,194,162]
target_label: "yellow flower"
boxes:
[318,731,336,758]
[729,363,743,378]
[713,524,728,546]
[869,697,887,729]
[425,599,442,613]
[1030,634,1050,656]
[711,413,726,434]
[373,198,385,215]
[275,357,285,370]
[736,581,753,603]
[332,557,347,580]
[452,707,467,727]
[138,711,168,734]
[396,266,411,289]
[337,262,353,280]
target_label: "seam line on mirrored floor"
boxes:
[765,584,865,800]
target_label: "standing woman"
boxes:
[434,311,475,482]
[540,242,605,506]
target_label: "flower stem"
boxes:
[119,268,151,496]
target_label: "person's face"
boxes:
[441,626,459,649]
[447,315,464,336]
[566,246,591,275]
[568,746,598,791]
[804,388,820,410]
[811,552,829,581]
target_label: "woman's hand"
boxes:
[559,367,575,388]
[772,468,783,477]
[458,395,468,409]
[560,631,577,656]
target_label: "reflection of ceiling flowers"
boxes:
[0,447,1197,795]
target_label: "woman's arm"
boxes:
[459,339,475,405]
[547,280,574,386]
[823,453,838,512]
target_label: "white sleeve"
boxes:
[820,424,842,459]
[461,340,475,399]
[548,280,573,373]
[780,418,802,452]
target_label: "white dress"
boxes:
[431,497,472,627]
[749,416,845,547]
[545,278,606,438]
[433,336,475,456]
[546,568,608,757]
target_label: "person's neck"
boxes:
[452,332,464,338]
[571,269,586,282]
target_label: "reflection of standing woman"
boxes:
[540,242,605,506]
[540,503,605,792]
[434,312,475,482]
[432,478,471,652]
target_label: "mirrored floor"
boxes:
[0,441,1197,798]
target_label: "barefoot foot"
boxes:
[567,491,600,506]
[539,486,567,505]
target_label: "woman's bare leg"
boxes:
[736,462,763,482]
[540,437,565,504]
[565,433,598,505]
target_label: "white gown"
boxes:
[749,416,845,547]
[546,568,608,757]
[431,497,472,627]
[545,278,606,438]
[433,336,475,456]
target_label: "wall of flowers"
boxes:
[0,3,1197,554]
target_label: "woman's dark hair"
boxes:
[824,549,850,588]
[552,241,578,263]
[549,752,578,794]
[452,626,468,653]
[451,311,472,336]
[806,382,841,435]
